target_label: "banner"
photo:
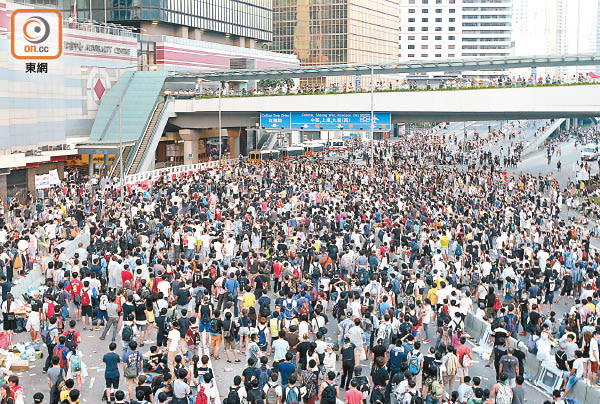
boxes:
[34,169,61,190]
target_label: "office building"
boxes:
[271,0,399,85]
[399,0,512,61]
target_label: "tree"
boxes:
[258,78,294,90]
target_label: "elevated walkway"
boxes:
[522,118,565,156]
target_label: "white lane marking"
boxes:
[89,377,95,389]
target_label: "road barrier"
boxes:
[465,312,600,402]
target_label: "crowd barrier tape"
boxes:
[464,313,600,402]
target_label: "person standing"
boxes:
[340,337,358,390]
[42,316,59,373]
[102,342,121,403]
[100,294,120,342]
[498,348,519,388]
[122,341,143,402]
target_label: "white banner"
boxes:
[34,169,61,190]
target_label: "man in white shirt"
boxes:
[167,321,182,373]
[564,350,585,398]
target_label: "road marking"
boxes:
[89,377,95,389]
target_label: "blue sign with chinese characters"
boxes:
[260,112,291,129]
[260,112,391,130]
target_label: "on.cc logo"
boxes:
[22,16,51,44]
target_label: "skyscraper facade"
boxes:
[271,0,399,66]
[399,0,513,61]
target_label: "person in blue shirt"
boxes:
[102,342,121,402]
[278,352,297,388]
[225,273,240,316]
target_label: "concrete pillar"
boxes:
[88,154,94,176]
[179,129,201,165]
[227,128,240,158]
[565,119,570,131]
[573,118,579,128]
[190,28,203,41]
[26,166,36,195]
[0,174,7,213]
[177,26,188,39]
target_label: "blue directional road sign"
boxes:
[259,112,291,129]
[260,112,391,130]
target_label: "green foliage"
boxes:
[258,78,295,90]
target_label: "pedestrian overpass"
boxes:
[170,83,600,128]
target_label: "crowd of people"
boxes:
[165,72,600,99]
[0,129,600,404]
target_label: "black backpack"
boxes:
[122,325,133,342]
[260,301,271,318]
[321,383,337,404]
[225,386,241,404]
[370,385,385,404]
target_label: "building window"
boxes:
[408,45,415,49]
[449,53,455,57]
[408,54,415,57]
[422,27,428,31]
[449,8,455,13]
[435,35,442,40]
[435,8,442,13]
[421,36,428,40]
[435,54,442,57]
[449,0,455,3]
[449,27,455,31]
[408,27,415,31]
[448,36,455,40]
[409,0,415,3]
[448,45,455,49]
[422,45,428,49]
[435,18,442,22]
[409,8,415,13]
[435,44,442,49]
[408,36,415,40]
[435,27,442,31]
[422,0,429,3]
[422,18,428,22]
[436,0,442,3]
[449,18,455,22]
[421,54,428,57]
[422,9,428,13]
[409,18,415,22]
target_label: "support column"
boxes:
[565,119,570,131]
[88,154,94,176]
[179,129,201,165]
[573,117,579,129]
[0,174,7,213]
[227,128,241,158]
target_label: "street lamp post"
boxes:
[370,65,375,165]
[218,81,223,165]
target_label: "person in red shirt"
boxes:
[456,336,473,384]
[273,260,283,293]
[344,379,363,404]
[62,319,82,345]
[121,264,133,287]
[65,273,83,321]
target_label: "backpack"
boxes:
[41,326,56,345]
[446,353,458,376]
[81,290,90,307]
[53,345,68,369]
[495,383,512,404]
[209,318,219,334]
[471,271,480,286]
[408,352,421,375]
[260,301,271,318]
[258,326,267,347]
[370,385,385,404]
[407,391,424,404]
[390,347,406,372]
[196,385,208,404]
[285,386,300,404]
[405,282,415,296]
[258,366,271,391]
[301,370,317,400]
[265,382,279,404]
[430,379,443,400]
[122,325,133,342]
[300,299,310,316]
[493,294,501,311]
[555,350,568,371]
[527,335,539,354]
[70,352,81,372]
[124,352,140,378]
[226,386,241,404]
[321,383,337,404]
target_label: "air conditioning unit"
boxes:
[535,362,563,394]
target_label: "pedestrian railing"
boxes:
[121,159,237,186]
